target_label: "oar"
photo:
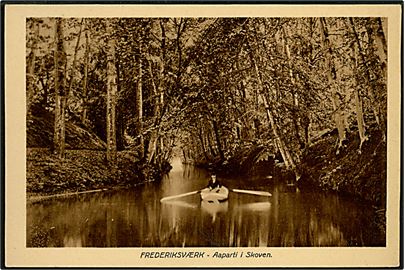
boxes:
[230,188,272,197]
[160,190,201,202]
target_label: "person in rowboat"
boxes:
[207,174,222,192]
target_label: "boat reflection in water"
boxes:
[27,158,385,247]
[201,200,228,223]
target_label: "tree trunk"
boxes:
[248,40,296,173]
[148,59,160,116]
[82,21,90,124]
[27,19,40,114]
[198,125,209,161]
[116,53,125,151]
[211,120,224,161]
[146,21,167,164]
[373,18,387,141]
[136,39,144,158]
[146,58,160,164]
[354,88,367,150]
[182,148,187,163]
[246,23,298,177]
[147,136,158,164]
[265,101,295,171]
[53,18,67,159]
[158,19,166,116]
[39,78,48,108]
[346,18,368,152]
[350,18,386,141]
[319,18,347,154]
[373,18,387,79]
[175,18,184,78]
[282,26,304,149]
[106,20,117,166]
[206,125,216,158]
[238,78,251,141]
[202,126,212,159]
[67,18,84,97]
[39,58,49,109]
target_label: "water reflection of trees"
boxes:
[268,189,379,246]
[27,182,383,247]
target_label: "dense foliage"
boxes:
[26,17,387,179]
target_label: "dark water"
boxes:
[27,158,384,247]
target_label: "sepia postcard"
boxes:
[3,3,402,268]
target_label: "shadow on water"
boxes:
[27,158,384,247]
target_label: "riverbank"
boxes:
[300,128,386,208]
[190,127,386,208]
[27,148,165,202]
[299,128,386,238]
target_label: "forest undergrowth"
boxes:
[26,115,169,201]
[300,127,386,208]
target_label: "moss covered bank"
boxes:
[26,148,167,202]
[26,114,170,202]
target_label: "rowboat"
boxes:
[160,186,270,203]
[200,186,229,202]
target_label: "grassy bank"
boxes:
[27,148,164,201]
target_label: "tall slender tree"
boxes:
[106,19,117,165]
[319,18,347,154]
[346,18,368,152]
[372,18,387,141]
[67,18,84,97]
[53,18,67,159]
[137,31,144,158]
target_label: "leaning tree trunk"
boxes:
[53,18,67,159]
[246,23,297,176]
[319,18,347,154]
[353,53,368,152]
[249,46,296,173]
[106,20,117,166]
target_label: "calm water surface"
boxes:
[27,158,384,247]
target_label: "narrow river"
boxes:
[27,158,384,247]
